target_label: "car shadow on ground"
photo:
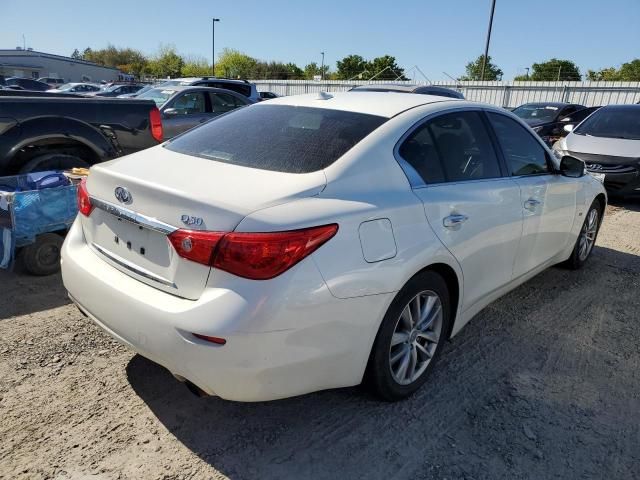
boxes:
[608,196,640,212]
[126,245,640,479]
[0,266,70,320]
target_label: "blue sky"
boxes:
[2,0,639,80]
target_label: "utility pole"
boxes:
[525,67,530,79]
[212,18,220,76]
[320,52,325,80]
[480,0,497,81]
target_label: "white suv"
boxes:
[62,92,606,402]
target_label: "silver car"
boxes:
[136,85,251,139]
[554,104,640,196]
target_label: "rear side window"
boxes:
[198,81,252,97]
[487,113,549,175]
[398,111,501,185]
[210,92,244,112]
[166,105,387,173]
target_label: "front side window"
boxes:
[487,112,549,175]
[171,92,207,114]
[397,110,502,185]
[166,105,386,173]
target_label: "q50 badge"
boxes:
[181,215,203,226]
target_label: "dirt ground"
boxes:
[1,199,639,480]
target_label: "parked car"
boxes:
[557,106,602,134]
[90,83,145,97]
[553,104,640,196]
[4,77,51,91]
[136,85,251,138]
[512,102,586,145]
[48,83,102,94]
[0,94,163,174]
[37,77,65,88]
[350,84,464,99]
[259,91,280,100]
[117,83,157,98]
[159,77,260,103]
[61,92,606,402]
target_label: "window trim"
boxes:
[484,109,557,178]
[393,105,508,189]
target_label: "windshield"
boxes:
[574,106,640,140]
[137,88,176,106]
[512,105,559,122]
[166,105,387,173]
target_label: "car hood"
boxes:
[565,133,640,160]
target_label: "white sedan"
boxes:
[61,92,606,402]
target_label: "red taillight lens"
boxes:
[150,106,163,142]
[168,224,338,280]
[77,178,93,217]
[214,224,338,280]
[192,333,226,345]
[167,229,224,265]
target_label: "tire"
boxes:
[564,200,602,270]
[21,233,64,276]
[19,154,90,174]
[366,270,451,401]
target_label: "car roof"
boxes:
[170,77,250,85]
[261,91,461,118]
[150,85,248,96]
[518,102,577,107]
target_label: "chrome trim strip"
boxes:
[90,197,177,235]
[91,242,177,289]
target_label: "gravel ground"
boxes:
[1,199,639,480]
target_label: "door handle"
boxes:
[524,198,542,211]
[443,214,469,228]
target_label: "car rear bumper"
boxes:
[61,219,392,401]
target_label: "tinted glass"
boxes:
[138,88,176,106]
[430,111,501,182]
[172,92,206,114]
[210,92,244,112]
[166,105,387,173]
[574,106,640,140]
[398,123,445,184]
[513,104,560,122]
[567,106,599,123]
[488,113,549,175]
[200,81,252,97]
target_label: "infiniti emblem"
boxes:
[114,186,132,204]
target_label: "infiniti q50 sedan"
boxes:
[61,92,606,402]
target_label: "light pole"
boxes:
[212,18,220,76]
[480,0,496,81]
[320,52,325,80]
[525,67,530,79]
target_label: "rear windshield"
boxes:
[165,105,387,173]
[574,106,640,140]
[512,104,559,122]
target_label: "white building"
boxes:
[0,48,121,83]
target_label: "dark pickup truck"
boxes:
[0,91,163,174]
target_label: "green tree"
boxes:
[82,47,93,60]
[147,45,184,79]
[336,54,368,80]
[71,49,82,60]
[304,62,330,79]
[529,58,581,81]
[617,59,640,81]
[181,56,212,77]
[214,48,257,78]
[461,55,503,81]
[367,55,407,80]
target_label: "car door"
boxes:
[161,91,210,139]
[486,112,578,278]
[398,109,523,311]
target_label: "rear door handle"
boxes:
[524,198,542,211]
[443,214,469,228]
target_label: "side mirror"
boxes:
[559,156,585,178]
[163,107,179,117]
[563,124,574,134]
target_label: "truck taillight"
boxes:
[168,224,338,280]
[150,107,163,142]
[77,178,93,217]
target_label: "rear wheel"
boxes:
[19,154,89,173]
[366,271,451,401]
[22,233,64,276]
[565,201,602,269]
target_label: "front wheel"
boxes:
[565,201,602,270]
[366,271,451,401]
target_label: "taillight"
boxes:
[168,229,224,265]
[77,178,93,217]
[168,224,338,280]
[150,106,163,142]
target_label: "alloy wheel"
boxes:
[578,208,599,261]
